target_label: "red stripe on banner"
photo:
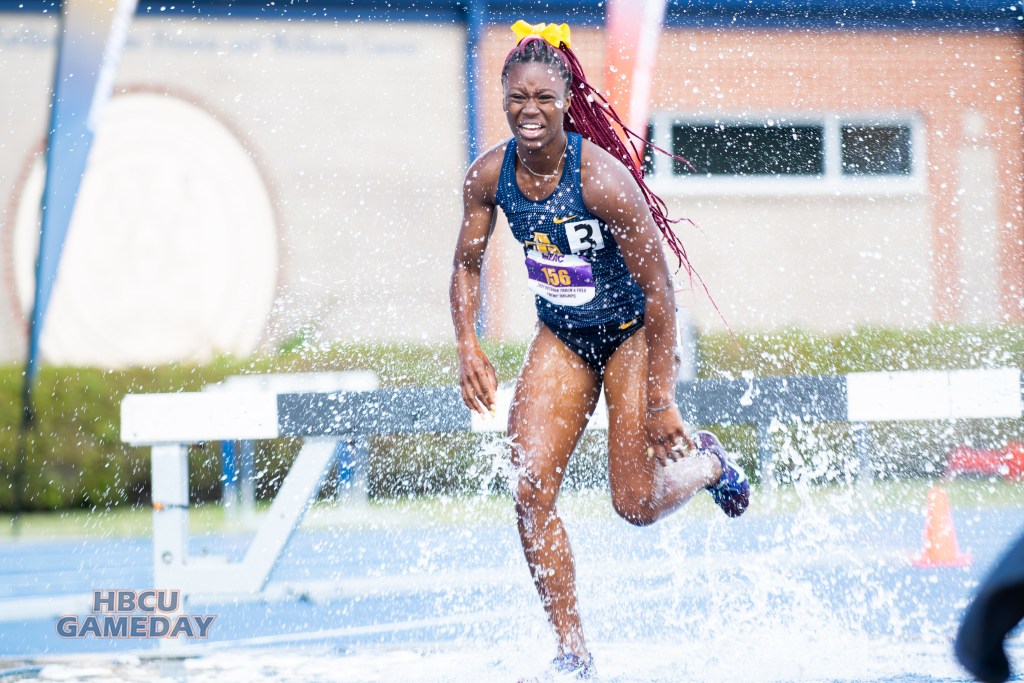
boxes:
[604,0,666,168]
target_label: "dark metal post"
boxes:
[221,440,238,510]
[240,440,257,516]
[464,0,486,166]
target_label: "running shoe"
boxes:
[552,653,595,680]
[695,430,750,518]
[519,653,596,682]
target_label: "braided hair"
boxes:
[501,36,698,282]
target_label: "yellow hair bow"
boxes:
[511,20,571,49]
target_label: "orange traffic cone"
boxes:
[912,486,972,568]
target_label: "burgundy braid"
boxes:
[503,37,704,292]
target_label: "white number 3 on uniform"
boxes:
[565,219,605,254]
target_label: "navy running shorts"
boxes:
[546,317,644,374]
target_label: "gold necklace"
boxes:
[516,137,568,180]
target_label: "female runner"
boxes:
[450,21,749,679]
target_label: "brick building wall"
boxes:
[476,26,1024,335]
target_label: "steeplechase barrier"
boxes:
[203,372,379,517]
[120,367,1023,609]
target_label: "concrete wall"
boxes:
[0,15,466,365]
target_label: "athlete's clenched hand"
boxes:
[644,404,695,467]
[457,343,498,416]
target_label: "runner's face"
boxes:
[503,62,570,152]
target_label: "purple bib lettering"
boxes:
[524,251,596,306]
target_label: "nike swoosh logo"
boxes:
[552,215,578,224]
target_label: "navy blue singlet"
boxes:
[496,132,645,332]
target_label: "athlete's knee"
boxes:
[514,471,557,519]
[611,492,658,527]
[514,478,561,541]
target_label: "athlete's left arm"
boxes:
[580,142,692,462]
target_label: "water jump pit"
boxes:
[1,486,1022,683]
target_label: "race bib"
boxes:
[524,250,595,306]
[564,219,605,254]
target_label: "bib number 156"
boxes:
[541,267,573,286]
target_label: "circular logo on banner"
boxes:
[12,92,278,367]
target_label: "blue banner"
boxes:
[26,0,136,384]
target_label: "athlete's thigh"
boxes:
[508,324,602,505]
[602,328,658,499]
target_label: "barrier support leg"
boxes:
[145,437,337,608]
[151,443,189,652]
[152,443,189,590]
[236,437,337,590]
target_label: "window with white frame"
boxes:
[839,124,913,176]
[643,115,922,192]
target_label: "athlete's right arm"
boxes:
[450,149,502,415]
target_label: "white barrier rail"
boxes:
[121,368,1024,610]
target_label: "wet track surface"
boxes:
[1,497,1023,681]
